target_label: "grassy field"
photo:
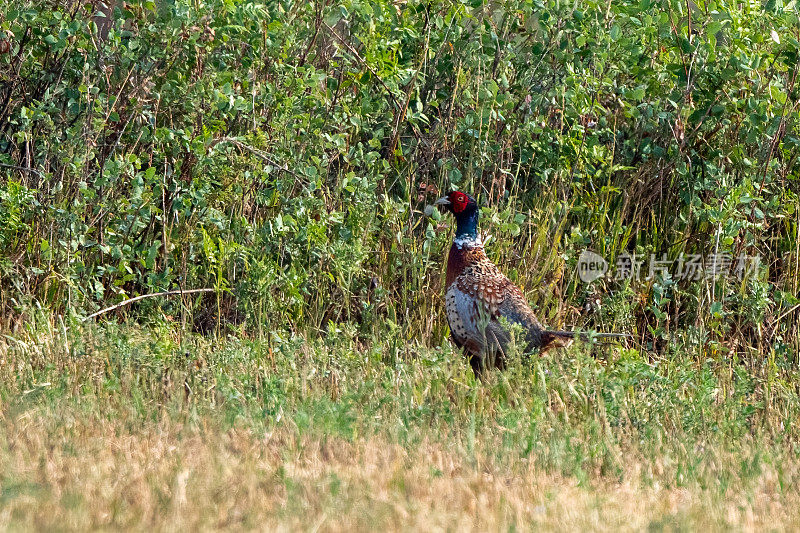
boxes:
[2,316,799,530]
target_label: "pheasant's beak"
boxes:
[434,196,451,206]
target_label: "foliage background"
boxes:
[2,0,800,356]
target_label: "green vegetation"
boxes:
[2,319,800,529]
[1,0,800,528]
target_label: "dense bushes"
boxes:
[1,0,799,359]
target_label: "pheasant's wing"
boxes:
[448,260,545,354]
[496,284,544,332]
[493,282,548,349]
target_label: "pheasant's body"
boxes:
[443,234,562,371]
[435,190,625,373]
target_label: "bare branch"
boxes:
[82,288,216,321]
[211,137,299,177]
[0,162,45,180]
[322,22,402,112]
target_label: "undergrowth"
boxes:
[1,0,799,357]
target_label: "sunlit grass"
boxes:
[1,317,799,529]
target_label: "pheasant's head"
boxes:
[435,190,480,240]
[434,190,477,216]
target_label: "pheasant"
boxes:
[435,190,627,373]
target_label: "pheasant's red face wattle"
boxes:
[450,191,469,213]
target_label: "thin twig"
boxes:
[322,22,402,111]
[777,303,800,324]
[387,18,430,159]
[298,0,323,67]
[0,162,45,180]
[82,288,216,321]
[211,137,299,177]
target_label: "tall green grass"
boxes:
[3,315,799,488]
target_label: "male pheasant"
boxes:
[435,190,626,373]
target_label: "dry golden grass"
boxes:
[2,407,799,531]
[2,320,800,531]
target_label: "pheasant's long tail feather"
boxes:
[541,330,631,346]
[539,330,576,350]
[592,332,631,340]
[541,330,575,339]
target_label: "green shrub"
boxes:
[0,0,798,360]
